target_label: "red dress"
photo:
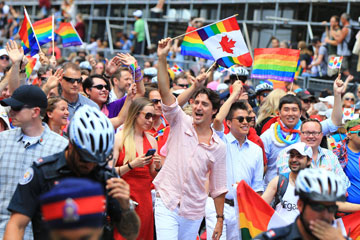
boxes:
[114,134,154,240]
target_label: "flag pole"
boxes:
[52,14,55,57]
[206,61,217,74]
[24,7,41,51]
[171,14,239,40]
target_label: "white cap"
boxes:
[0,48,8,57]
[313,102,328,116]
[319,96,334,107]
[133,10,142,17]
[286,142,313,158]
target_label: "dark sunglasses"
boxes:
[309,202,338,213]
[40,77,48,82]
[177,84,188,88]
[261,92,269,97]
[92,84,109,91]
[140,112,154,120]
[63,76,82,84]
[0,55,9,61]
[151,99,161,104]
[345,98,355,102]
[233,116,253,123]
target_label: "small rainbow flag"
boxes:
[251,48,300,82]
[294,60,303,80]
[180,26,214,60]
[237,180,288,239]
[25,56,37,81]
[18,8,39,56]
[328,56,343,69]
[33,16,53,46]
[56,22,83,47]
[197,16,252,68]
[170,64,183,74]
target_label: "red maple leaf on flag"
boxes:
[219,35,236,54]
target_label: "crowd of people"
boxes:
[0,3,360,240]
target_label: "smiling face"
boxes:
[85,78,109,107]
[288,149,310,173]
[279,103,301,129]
[227,109,250,138]
[300,121,323,148]
[47,100,69,127]
[192,93,216,127]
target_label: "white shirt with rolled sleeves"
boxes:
[153,99,227,220]
[261,118,338,187]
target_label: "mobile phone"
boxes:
[145,149,156,157]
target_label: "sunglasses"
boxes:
[345,98,355,102]
[140,112,154,120]
[233,116,253,123]
[177,84,188,88]
[302,99,311,103]
[63,76,82,84]
[92,84,109,91]
[260,92,269,97]
[40,77,48,82]
[349,131,360,137]
[309,202,338,213]
[151,99,161,104]
[0,55,9,61]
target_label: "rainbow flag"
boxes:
[33,16,53,46]
[328,56,343,69]
[237,180,288,239]
[18,8,39,56]
[180,26,214,60]
[25,56,37,80]
[197,16,252,68]
[338,211,360,240]
[170,64,183,74]
[56,22,83,47]
[294,60,303,80]
[251,48,300,82]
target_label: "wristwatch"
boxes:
[216,214,225,220]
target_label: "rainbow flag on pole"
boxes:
[56,22,83,47]
[197,16,252,68]
[328,56,343,69]
[33,16,53,46]
[25,56,37,81]
[18,8,39,56]
[180,26,214,60]
[237,180,288,239]
[251,48,300,82]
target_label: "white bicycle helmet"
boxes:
[295,168,346,202]
[229,66,249,76]
[69,105,114,166]
[255,82,273,95]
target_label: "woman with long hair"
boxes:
[43,96,69,136]
[256,88,286,135]
[112,97,161,240]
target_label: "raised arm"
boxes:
[177,72,207,107]
[41,68,63,95]
[6,40,24,94]
[213,80,242,131]
[157,38,176,106]
[331,74,345,126]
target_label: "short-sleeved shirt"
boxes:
[66,93,99,120]
[8,151,122,239]
[134,19,145,42]
[0,124,68,240]
[104,96,126,118]
[216,130,264,200]
[344,145,360,204]
[153,100,227,220]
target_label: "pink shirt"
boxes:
[153,100,227,220]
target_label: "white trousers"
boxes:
[154,196,202,240]
[205,197,239,240]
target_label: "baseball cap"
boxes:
[40,178,105,230]
[133,10,142,17]
[0,85,47,109]
[143,67,157,77]
[0,48,8,57]
[319,96,334,106]
[296,90,314,100]
[286,142,312,158]
[79,61,92,71]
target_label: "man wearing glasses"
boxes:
[254,168,351,240]
[277,118,349,193]
[0,85,68,239]
[59,63,99,119]
[296,90,315,121]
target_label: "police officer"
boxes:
[4,105,140,240]
[253,168,350,240]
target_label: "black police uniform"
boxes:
[8,150,122,240]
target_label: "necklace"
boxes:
[272,119,301,146]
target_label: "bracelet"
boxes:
[128,162,133,170]
[216,214,225,220]
[155,166,162,172]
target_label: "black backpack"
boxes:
[345,26,357,52]
[271,173,289,209]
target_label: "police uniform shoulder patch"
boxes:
[19,168,34,185]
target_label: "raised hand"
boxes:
[231,80,243,99]
[117,53,137,66]
[193,72,208,88]
[87,55,97,68]
[105,56,122,76]
[46,68,63,90]
[127,83,137,100]
[157,38,172,58]
[6,40,24,64]
[333,74,345,95]
[49,55,57,68]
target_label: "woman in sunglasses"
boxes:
[112,97,161,240]
[43,96,69,137]
[342,92,356,108]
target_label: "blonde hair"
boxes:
[298,41,312,56]
[342,92,356,107]
[256,88,286,125]
[120,97,153,164]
